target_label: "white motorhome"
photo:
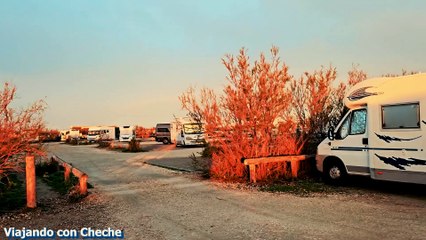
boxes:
[60,130,70,142]
[316,73,426,185]
[176,120,205,147]
[68,130,80,140]
[101,126,119,140]
[87,127,102,142]
[155,122,178,144]
[88,126,119,142]
[119,125,136,142]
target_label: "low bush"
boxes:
[189,153,211,178]
[36,158,59,177]
[36,159,89,201]
[200,143,220,158]
[127,138,141,152]
[0,173,26,211]
[98,140,111,148]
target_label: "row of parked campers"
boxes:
[61,125,136,142]
[155,120,205,147]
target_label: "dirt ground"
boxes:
[1,143,425,240]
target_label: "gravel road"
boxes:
[45,143,426,240]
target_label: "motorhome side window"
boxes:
[381,103,420,129]
[337,109,366,139]
[350,109,367,135]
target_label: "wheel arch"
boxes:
[323,156,348,174]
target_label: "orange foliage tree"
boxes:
[181,47,299,180]
[180,47,364,181]
[0,82,46,178]
[289,66,346,154]
[348,64,367,87]
[135,126,155,138]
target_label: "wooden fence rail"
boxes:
[243,155,315,183]
[51,155,88,195]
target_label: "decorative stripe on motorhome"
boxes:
[331,147,419,152]
[347,86,383,101]
[374,154,426,170]
[375,133,422,143]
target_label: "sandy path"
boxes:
[47,143,426,240]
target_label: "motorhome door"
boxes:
[331,108,369,176]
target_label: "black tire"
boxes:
[162,138,169,144]
[323,160,347,185]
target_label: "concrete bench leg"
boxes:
[291,160,300,178]
[249,165,257,183]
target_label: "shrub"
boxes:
[0,173,25,211]
[127,138,141,152]
[36,158,59,177]
[180,47,356,182]
[0,82,46,178]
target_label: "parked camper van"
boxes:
[102,126,119,140]
[60,130,70,142]
[316,73,426,185]
[68,130,80,140]
[87,127,102,142]
[119,125,136,142]
[155,123,178,144]
[88,126,119,142]
[176,121,205,147]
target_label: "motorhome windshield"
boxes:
[183,123,203,134]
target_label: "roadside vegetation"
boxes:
[180,47,367,182]
[0,82,46,211]
[36,159,91,202]
[0,82,46,179]
[0,173,26,211]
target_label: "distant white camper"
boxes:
[119,125,136,142]
[102,126,119,140]
[155,122,177,144]
[88,126,119,142]
[316,73,426,185]
[60,130,70,142]
[87,127,102,142]
[68,130,80,140]
[175,120,205,147]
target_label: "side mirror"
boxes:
[327,126,335,140]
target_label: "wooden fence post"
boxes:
[291,160,300,178]
[25,155,37,208]
[79,174,88,195]
[249,165,257,183]
[64,166,71,182]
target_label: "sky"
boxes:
[1,0,425,130]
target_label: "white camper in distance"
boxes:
[175,120,205,147]
[87,127,102,142]
[316,73,426,185]
[60,130,70,142]
[119,125,136,142]
[87,126,118,142]
[155,122,178,144]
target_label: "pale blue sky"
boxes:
[1,0,425,129]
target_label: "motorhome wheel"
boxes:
[162,138,169,144]
[324,161,346,184]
